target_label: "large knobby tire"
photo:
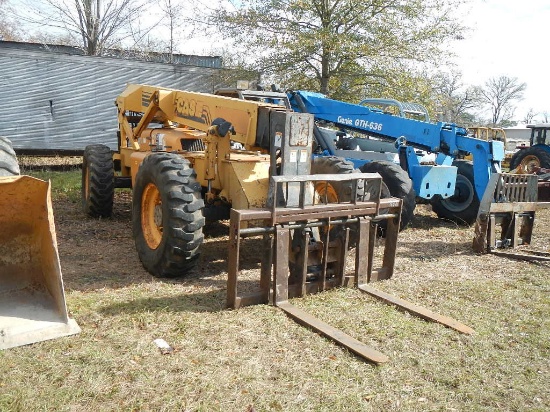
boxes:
[0,136,20,176]
[309,155,371,253]
[359,160,416,231]
[132,153,205,278]
[431,160,479,225]
[82,144,114,217]
[509,146,550,173]
[310,156,357,202]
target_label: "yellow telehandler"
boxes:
[81,84,472,363]
[0,136,80,350]
[82,84,372,278]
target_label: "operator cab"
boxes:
[527,123,550,146]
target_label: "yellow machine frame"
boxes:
[114,84,286,209]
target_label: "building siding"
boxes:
[0,44,223,150]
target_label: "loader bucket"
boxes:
[0,175,80,350]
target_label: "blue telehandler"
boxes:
[287,90,506,225]
[214,87,505,227]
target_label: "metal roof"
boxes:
[0,41,222,68]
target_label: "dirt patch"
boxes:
[54,191,549,295]
[54,192,238,295]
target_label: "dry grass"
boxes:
[0,169,548,412]
[17,155,83,173]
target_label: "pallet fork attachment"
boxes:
[473,173,550,261]
[228,173,473,364]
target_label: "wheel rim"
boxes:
[440,174,474,213]
[518,155,541,173]
[141,183,163,249]
[314,181,339,204]
[313,181,340,236]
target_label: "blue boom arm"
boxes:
[288,91,504,201]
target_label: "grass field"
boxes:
[0,169,548,411]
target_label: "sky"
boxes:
[7,0,548,123]
[452,0,550,122]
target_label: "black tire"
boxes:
[0,136,20,176]
[82,144,114,217]
[509,146,550,173]
[132,153,205,278]
[310,156,357,202]
[359,160,416,231]
[309,156,363,246]
[431,160,479,225]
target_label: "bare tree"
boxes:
[8,0,152,55]
[157,0,186,62]
[478,76,526,126]
[0,0,21,40]
[433,70,483,125]
[522,108,537,125]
